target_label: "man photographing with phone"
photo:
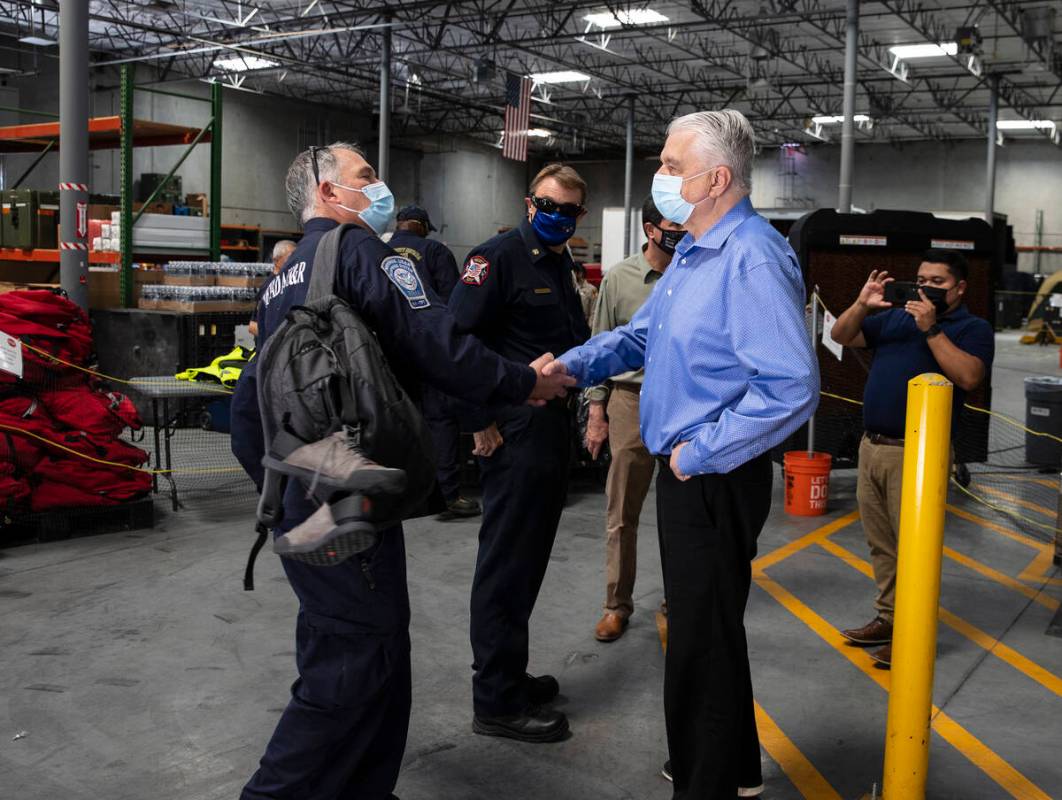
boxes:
[830,250,994,667]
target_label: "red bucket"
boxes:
[784,451,832,516]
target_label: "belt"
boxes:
[866,432,904,447]
[612,382,641,394]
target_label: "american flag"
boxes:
[502,72,532,161]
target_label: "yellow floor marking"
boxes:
[752,510,861,572]
[1018,545,1062,587]
[755,702,843,800]
[942,545,1060,612]
[947,504,1051,555]
[753,573,1052,799]
[817,538,1062,698]
[1014,475,1059,490]
[978,484,1056,519]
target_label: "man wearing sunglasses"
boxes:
[448,163,591,743]
[237,143,576,800]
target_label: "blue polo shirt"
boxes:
[861,306,994,438]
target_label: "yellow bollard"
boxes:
[882,373,953,799]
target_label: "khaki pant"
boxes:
[603,385,656,618]
[856,436,905,622]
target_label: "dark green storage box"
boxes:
[1,189,60,249]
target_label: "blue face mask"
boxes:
[531,209,578,246]
[334,180,395,235]
[651,169,713,225]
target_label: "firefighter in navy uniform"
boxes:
[388,204,481,518]
[236,143,575,800]
[448,164,591,743]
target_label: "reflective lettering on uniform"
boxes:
[262,260,306,308]
[462,255,490,286]
[392,245,423,263]
[381,255,431,309]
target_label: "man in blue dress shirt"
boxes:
[545,110,819,799]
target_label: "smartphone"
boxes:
[884,282,946,306]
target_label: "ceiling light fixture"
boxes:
[583,9,669,28]
[527,128,553,138]
[888,42,958,59]
[812,114,871,125]
[996,119,1056,131]
[529,70,591,84]
[213,55,279,72]
[18,35,56,47]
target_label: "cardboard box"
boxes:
[185,193,208,216]
[216,275,268,289]
[161,274,215,287]
[88,269,144,309]
[0,281,60,295]
[138,298,254,313]
[88,204,118,221]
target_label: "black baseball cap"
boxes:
[396,204,437,232]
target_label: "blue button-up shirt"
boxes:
[558,197,819,476]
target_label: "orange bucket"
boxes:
[784,451,832,516]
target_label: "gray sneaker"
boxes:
[265,428,406,497]
[274,498,378,565]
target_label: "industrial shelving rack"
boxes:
[0,63,223,307]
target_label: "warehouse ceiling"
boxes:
[1,0,1061,156]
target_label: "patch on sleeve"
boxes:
[461,255,491,286]
[380,255,430,309]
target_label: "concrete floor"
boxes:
[1,335,1060,800]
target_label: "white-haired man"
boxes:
[545,110,819,799]
[248,240,298,339]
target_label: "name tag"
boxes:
[533,287,552,295]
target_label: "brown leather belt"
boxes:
[866,432,904,447]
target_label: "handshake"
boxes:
[527,353,575,405]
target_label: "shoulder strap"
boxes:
[306,223,359,303]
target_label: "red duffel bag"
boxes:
[39,386,143,440]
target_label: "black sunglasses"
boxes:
[310,145,328,185]
[530,194,585,218]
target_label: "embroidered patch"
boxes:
[462,255,490,286]
[380,255,430,309]
[391,245,423,263]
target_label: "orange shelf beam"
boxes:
[0,248,119,264]
[0,116,211,154]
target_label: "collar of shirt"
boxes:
[304,217,340,235]
[519,218,561,264]
[675,196,756,258]
[635,248,662,284]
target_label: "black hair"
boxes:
[641,194,663,228]
[922,249,968,282]
[572,262,587,278]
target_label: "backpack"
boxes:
[253,223,437,550]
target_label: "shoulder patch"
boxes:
[381,255,430,310]
[462,255,490,286]
[392,245,423,263]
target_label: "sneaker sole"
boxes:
[472,717,568,743]
[273,521,377,557]
[263,456,407,496]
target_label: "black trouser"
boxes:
[242,528,411,800]
[422,387,461,502]
[470,403,570,716]
[656,454,771,799]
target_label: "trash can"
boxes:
[1024,376,1062,466]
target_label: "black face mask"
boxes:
[652,224,685,255]
[918,285,950,315]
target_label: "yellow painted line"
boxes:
[947,504,1050,553]
[817,538,1062,699]
[943,545,1060,613]
[753,510,861,572]
[978,484,1056,519]
[755,702,843,800]
[1018,546,1062,587]
[753,573,1052,799]
[1014,475,1058,490]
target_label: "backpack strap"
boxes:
[243,522,269,591]
[306,222,359,303]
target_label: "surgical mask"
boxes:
[652,225,685,255]
[333,180,395,234]
[651,169,713,225]
[531,208,578,246]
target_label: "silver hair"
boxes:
[285,141,365,223]
[666,109,755,193]
[271,239,298,263]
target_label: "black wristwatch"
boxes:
[926,324,943,339]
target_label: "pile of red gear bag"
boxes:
[0,289,151,513]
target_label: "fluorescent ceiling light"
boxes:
[889,42,957,59]
[812,114,871,125]
[213,55,279,72]
[583,9,669,28]
[18,35,56,46]
[530,70,591,84]
[996,119,1056,131]
[527,128,553,138]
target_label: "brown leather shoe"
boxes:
[841,616,893,647]
[870,643,892,668]
[595,612,628,642]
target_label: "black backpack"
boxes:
[252,224,437,553]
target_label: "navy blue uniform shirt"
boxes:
[248,217,537,528]
[388,230,460,303]
[449,219,591,365]
[861,305,994,438]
